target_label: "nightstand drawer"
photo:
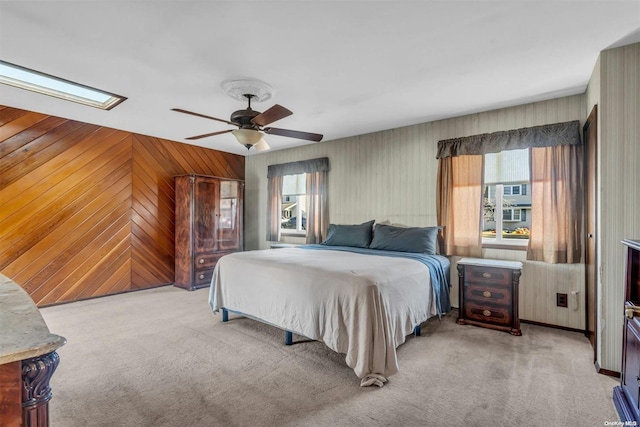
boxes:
[464,303,512,326]
[464,283,511,306]
[464,265,512,286]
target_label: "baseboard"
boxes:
[595,361,621,378]
[520,318,584,333]
[38,283,174,308]
[520,320,624,378]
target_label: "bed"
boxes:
[208,223,450,387]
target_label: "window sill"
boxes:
[280,232,307,238]
[482,243,528,251]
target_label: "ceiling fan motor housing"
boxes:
[230,108,260,128]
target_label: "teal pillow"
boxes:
[369,224,440,254]
[322,220,374,248]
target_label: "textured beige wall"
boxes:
[598,42,640,373]
[246,94,587,330]
[585,54,602,367]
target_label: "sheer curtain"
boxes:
[437,155,483,257]
[266,157,329,242]
[305,170,328,244]
[436,120,583,264]
[527,144,584,263]
[266,175,283,242]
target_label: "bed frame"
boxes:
[221,307,422,346]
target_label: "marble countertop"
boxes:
[0,274,66,364]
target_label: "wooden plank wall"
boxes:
[0,105,244,306]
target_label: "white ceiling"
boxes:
[1,1,639,156]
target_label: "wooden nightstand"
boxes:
[456,258,523,336]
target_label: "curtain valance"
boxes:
[436,120,581,159]
[267,157,329,177]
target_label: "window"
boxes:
[437,120,582,261]
[0,60,126,110]
[281,173,306,234]
[482,149,530,245]
[503,184,527,196]
[503,208,525,222]
[267,157,328,243]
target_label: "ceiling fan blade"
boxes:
[185,129,233,140]
[172,108,236,126]
[254,139,270,151]
[264,127,323,142]
[251,104,293,127]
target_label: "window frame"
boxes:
[280,173,307,236]
[0,60,126,110]
[503,208,522,222]
[482,186,529,248]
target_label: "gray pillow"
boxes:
[369,224,440,254]
[322,220,375,248]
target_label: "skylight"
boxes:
[0,60,126,110]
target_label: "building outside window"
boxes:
[482,148,531,245]
[281,173,306,234]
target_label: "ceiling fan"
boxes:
[172,94,323,151]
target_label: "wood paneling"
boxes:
[0,106,244,306]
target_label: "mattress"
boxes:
[209,245,450,386]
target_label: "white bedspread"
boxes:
[208,247,437,387]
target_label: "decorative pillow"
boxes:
[322,220,375,248]
[369,224,440,254]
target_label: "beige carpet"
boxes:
[40,285,619,427]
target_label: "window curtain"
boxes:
[436,155,484,257]
[437,120,582,263]
[266,157,329,242]
[436,121,582,157]
[305,170,328,244]
[266,175,283,241]
[527,144,584,263]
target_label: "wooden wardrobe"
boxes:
[174,174,244,291]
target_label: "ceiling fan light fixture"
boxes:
[254,138,270,152]
[232,128,264,147]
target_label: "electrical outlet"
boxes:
[556,293,568,307]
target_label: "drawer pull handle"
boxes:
[199,258,205,264]
[483,310,492,317]
[625,306,640,319]
[482,272,491,279]
[483,291,492,298]
[199,274,205,280]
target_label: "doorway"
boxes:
[584,105,597,363]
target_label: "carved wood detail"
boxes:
[21,351,60,427]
